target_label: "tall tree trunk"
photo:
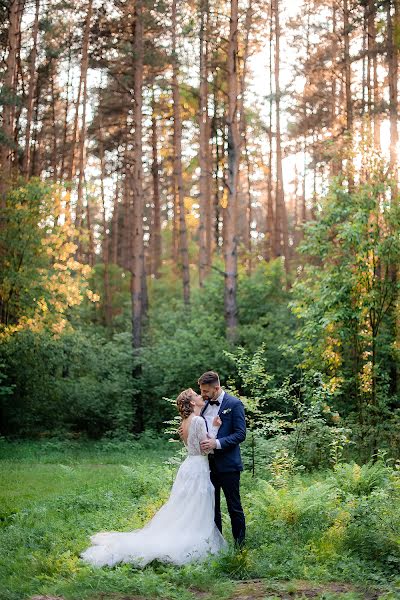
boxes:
[273,0,289,273]
[31,77,42,176]
[331,4,342,177]
[75,0,93,238]
[99,109,112,328]
[239,0,253,275]
[224,0,240,341]
[265,0,275,260]
[86,187,95,266]
[23,0,39,179]
[343,0,353,133]
[50,70,58,180]
[0,0,24,205]
[343,0,354,190]
[198,0,211,286]
[387,0,399,188]
[131,0,145,349]
[172,0,190,305]
[367,0,380,149]
[212,80,222,251]
[60,27,72,184]
[111,185,120,266]
[151,88,162,278]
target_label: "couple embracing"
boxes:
[81,371,246,567]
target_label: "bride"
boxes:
[80,388,227,567]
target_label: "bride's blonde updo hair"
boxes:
[176,388,196,419]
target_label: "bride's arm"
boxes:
[195,417,214,454]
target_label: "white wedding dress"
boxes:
[80,416,227,567]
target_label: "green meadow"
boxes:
[1,437,399,600]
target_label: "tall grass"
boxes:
[0,438,399,600]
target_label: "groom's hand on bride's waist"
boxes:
[200,438,217,452]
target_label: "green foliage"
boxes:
[237,260,298,381]
[226,347,353,474]
[0,329,135,437]
[291,169,400,460]
[0,178,94,334]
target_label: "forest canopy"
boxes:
[0,0,399,464]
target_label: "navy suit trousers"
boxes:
[209,457,246,546]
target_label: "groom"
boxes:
[198,371,246,547]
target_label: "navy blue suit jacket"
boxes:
[201,391,246,472]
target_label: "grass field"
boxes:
[0,437,399,600]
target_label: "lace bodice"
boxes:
[185,415,208,456]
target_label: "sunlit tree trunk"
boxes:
[343,0,354,190]
[0,0,24,205]
[172,0,190,305]
[387,0,399,187]
[273,0,289,272]
[198,0,211,285]
[239,0,253,274]
[23,0,39,179]
[367,0,380,149]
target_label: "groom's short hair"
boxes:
[198,371,220,386]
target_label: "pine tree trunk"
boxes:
[367,0,380,148]
[198,0,211,286]
[344,0,353,132]
[239,0,253,275]
[50,71,58,180]
[131,0,145,349]
[23,0,39,179]
[225,0,240,341]
[273,0,289,272]
[151,89,162,278]
[265,0,275,261]
[60,28,72,185]
[387,0,399,187]
[172,0,190,305]
[75,0,93,236]
[0,0,24,205]
[343,0,354,190]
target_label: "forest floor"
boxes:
[1,440,399,600]
[30,578,392,600]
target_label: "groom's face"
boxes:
[199,383,220,402]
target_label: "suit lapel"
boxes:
[217,391,228,417]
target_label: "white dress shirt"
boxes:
[202,389,224,450]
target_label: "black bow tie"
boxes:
[208,400,220,406]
